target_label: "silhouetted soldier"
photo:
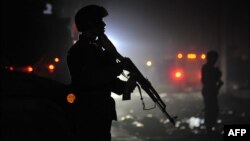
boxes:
[201,50,223,133]
[67,5,133,141]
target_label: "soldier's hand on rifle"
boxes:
[123,73,137,100]
[98,34,117,53]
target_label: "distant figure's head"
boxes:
[206,50,219,65]
[75,5,108,35]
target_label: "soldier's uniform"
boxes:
[67,34,125,140]
[201,51,223,132]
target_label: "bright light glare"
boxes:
[54,57,60,63]
[175,71,182,78]
[105,28,124,53]
[177,53,183,59]
[171,69,184,81]
[26,66,33,73]
[201,54,206,60]
[146,60,152,67]
[187,53,197,59]
[48,64,55,70]
[105,33,120,47]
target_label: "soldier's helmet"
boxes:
[75,5,108,32]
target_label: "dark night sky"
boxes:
[62,0,249,57]
[1,0,248,84]
[59,0,249,85]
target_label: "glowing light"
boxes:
[146,60,152,67]
[48,64,55,70]
[105,32,121,47]
[9,66,14,71]
[54,57,60,63]
[171,69,184,81]
[175,71,182,78]
[187,53,197,59]
[104,31,124,52]
[201,54,206,60]
[67,93,76,104]
[26,66,33,73]
[177,53,183,59]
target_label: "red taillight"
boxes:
[175,71,182,78]
[26,66,33,73]
[171,69,184,81]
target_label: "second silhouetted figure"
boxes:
[201,50,223,133]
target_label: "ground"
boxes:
[1,78,249,141]
[111,89,250,141]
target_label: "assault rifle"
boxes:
[99,34,177,125]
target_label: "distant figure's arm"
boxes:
[217,80,224,90]
[216,68,223,90]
